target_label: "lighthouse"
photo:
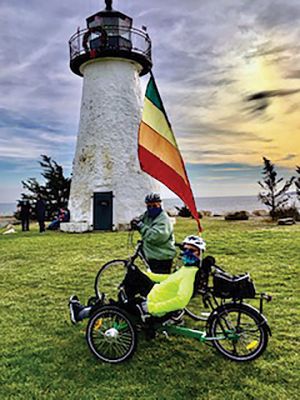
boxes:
[66,0,159,232]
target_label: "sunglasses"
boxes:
[146,203,161,208]
[183,246,200,255]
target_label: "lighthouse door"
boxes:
[93,192,113,230]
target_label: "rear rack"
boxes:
[258,293,272,313]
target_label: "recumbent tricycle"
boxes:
[84,241,272,364]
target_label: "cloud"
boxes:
[0,0,299,201]
[245,44,290,59]
[0,108,59,133]
[245,89,300,113]
[279,154,297,162]
[178,125,273,143]
[285,70,300,79]
[247,89,300,101]
[255,0,300,29]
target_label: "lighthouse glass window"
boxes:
[103,16,119,36]
[119,16,132,41]
[89,15,103,28]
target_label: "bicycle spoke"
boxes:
[88,308,136,363]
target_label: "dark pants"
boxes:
[148,259,173,274]
[38,219,45,233]
[21,217,29,231]
[122,266,154,299]
[47,220,60,230]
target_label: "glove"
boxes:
[202,256,215,274]
[130,218,143,231]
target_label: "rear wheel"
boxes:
[94,260,128,302]
[208,303,269,362]
[86,306,137,363]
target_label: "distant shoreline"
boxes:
[1,194,298,217]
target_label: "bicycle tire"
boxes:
[86,305,137,363]
[207,303,269,362]
[94,259,128,302]
[184,294,211,321]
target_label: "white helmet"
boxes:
[183,235,206,251]
[145,192,161,203]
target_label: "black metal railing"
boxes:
[69,25,152,76]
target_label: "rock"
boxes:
[225,211,249,221]
[166,208,179,217]
[278,218,295,225]
[3,226,16,234]
[0,218,17,228]
[252,209,268,217]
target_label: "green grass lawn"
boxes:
[1,218,299,400]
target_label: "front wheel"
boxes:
[208,303,269,362]
[86,306,137,363]
[94,259,128,302]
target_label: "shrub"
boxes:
[175,205,192,218]
[273,205,300,221]
[225,211,250,221]
[200,210,212,217]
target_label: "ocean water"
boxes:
[0,203,18,216]
[163,195,268,214]
[1,195,297,216]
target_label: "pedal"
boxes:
[87,296,97,307]
[162,330,171,340]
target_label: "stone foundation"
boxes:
[60,222,92,233]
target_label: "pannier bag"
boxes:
[213,271,256,299]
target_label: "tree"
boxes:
[296,166,300,200]
[175,205,192,218]
[258,157,294,220]
[21,155,71,219]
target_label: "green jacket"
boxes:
[146,267,198,316]
[138,210,176,261]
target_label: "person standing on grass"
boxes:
[130,193,176,274]
[19,200,31,232]
[36,196,46,233]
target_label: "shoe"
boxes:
[69,295,84,324]
[171,310,185,322]
[163,310,185,326]
[164,318,185,326]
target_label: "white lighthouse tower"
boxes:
[66,0,158,231]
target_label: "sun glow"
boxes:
[192,51,300,168]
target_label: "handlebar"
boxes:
[213,264,225,273]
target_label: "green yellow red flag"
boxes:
[138,74,202,232]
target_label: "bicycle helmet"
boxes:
[145,192,162,203]
[183,235,206,251]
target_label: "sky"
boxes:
[0,0,299,203]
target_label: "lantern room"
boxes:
[69,0,152,77]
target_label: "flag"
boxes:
[138,74,202,232]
